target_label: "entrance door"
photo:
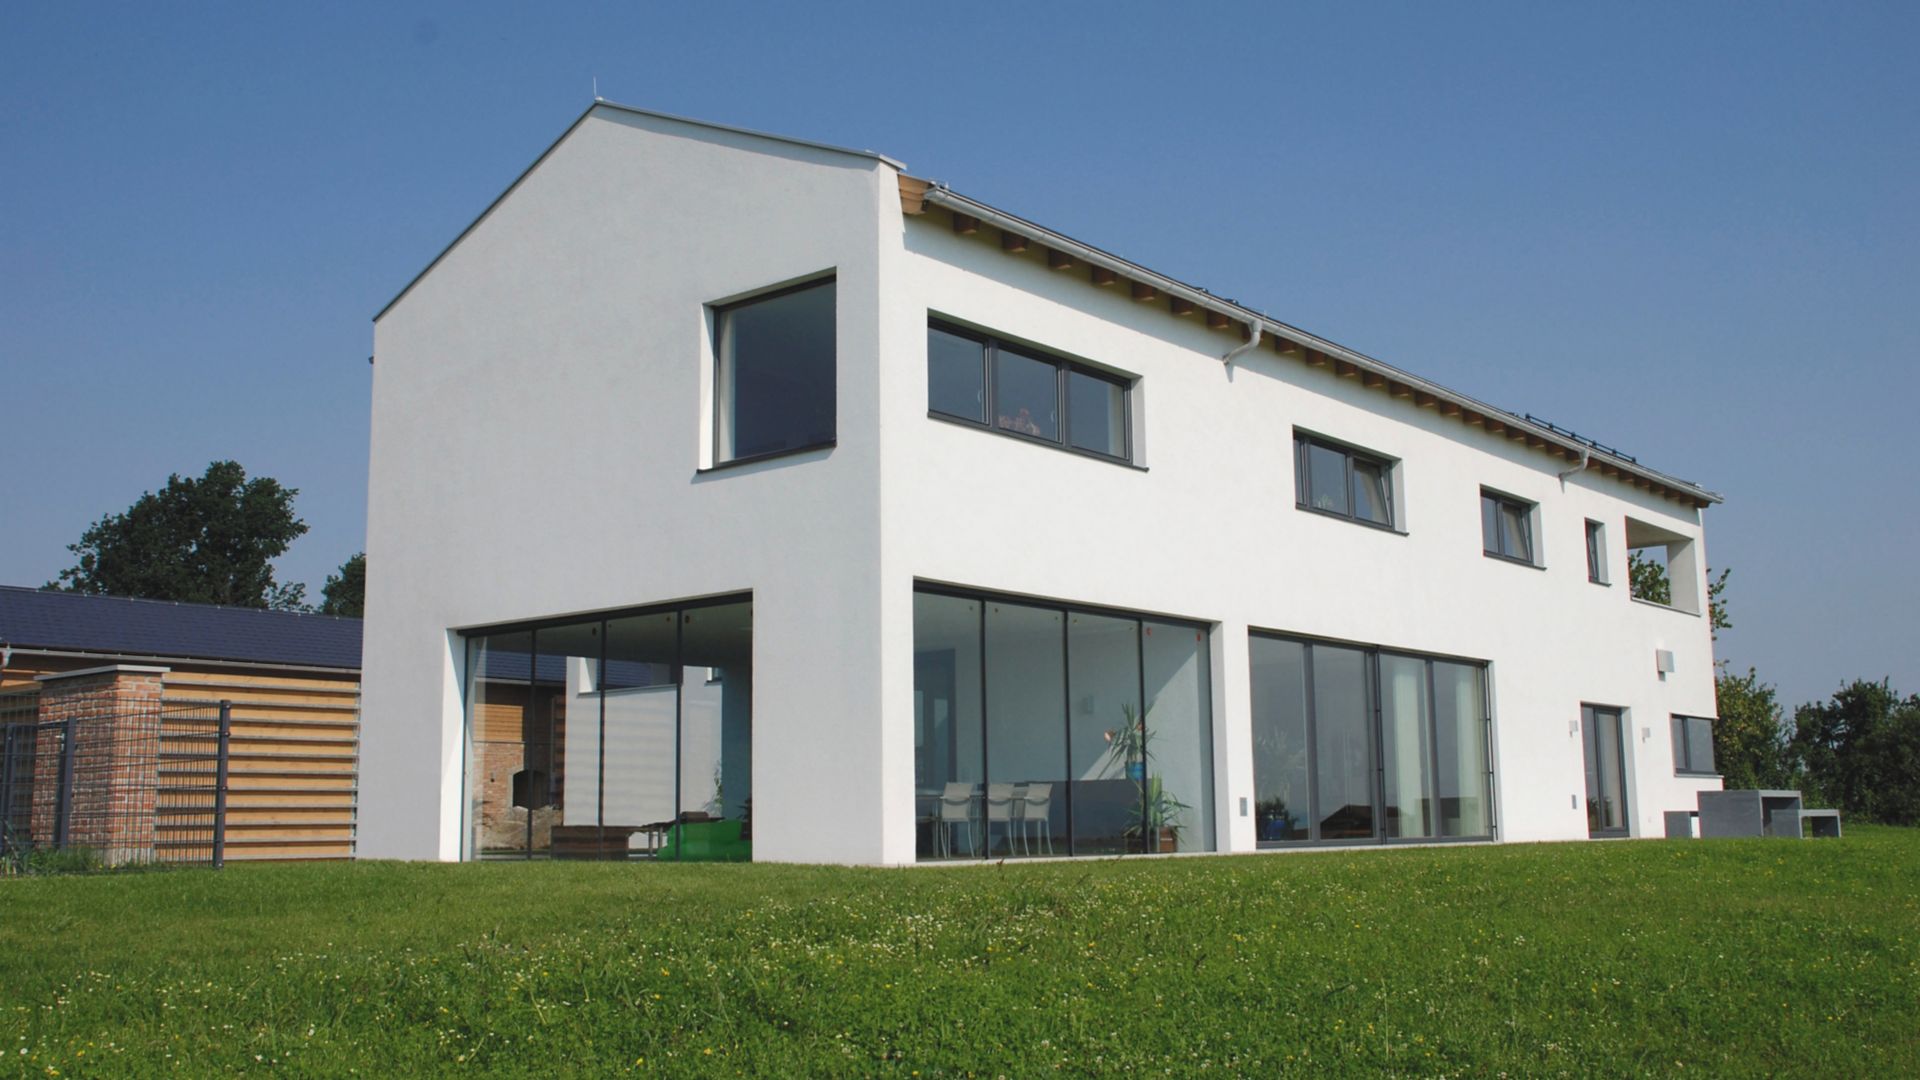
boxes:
[1581,705,1630,837]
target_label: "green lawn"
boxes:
[2,830,1917,1077]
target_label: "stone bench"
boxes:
[1800,808,1843,839]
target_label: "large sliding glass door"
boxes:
[462,595,753,861]
[914,585,1215,861]
[1249,630,1494,846]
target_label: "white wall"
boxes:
[877,214,1720,860]
[365,107,1720,866]
[361,107,892,861]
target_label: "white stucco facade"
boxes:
[359,103,1722,865]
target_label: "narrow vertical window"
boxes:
[1585,520,1608,584]
[714,278,835,464]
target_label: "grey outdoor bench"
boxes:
[1697,789,1806,838]
[1800,808,1843,838]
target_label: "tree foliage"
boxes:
[320,553,366,617]
[1790,680,1920,826]
[50,460,310,610]
[1712,667,1793,791]
[1625,552,1730,640]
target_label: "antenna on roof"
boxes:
[592,75,601,101]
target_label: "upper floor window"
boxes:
[1481,490,1536,565]
[926,320,1132,463]
[1293,433,1395,529]
[1671,715,1717,776]
[714,277,835,464]
[1585,519,1609,584]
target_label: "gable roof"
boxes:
[375,101,1718,509]
[373,99,901,323]
[0,586,362,671]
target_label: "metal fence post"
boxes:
[213,702,231,870]
[0,727,15,857]
[55,717,77,850]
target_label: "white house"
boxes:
[358,102,1723,866]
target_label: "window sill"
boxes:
[1675,770,1721,779]
[1483,551,1545,570]
[1295,503,1405,535]
[926,410,1147,471]
[1630,597,1701,617]
[699,440,836,474]
[1589,578,1611,587]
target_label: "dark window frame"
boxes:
[1585,519,1609,585]
[1671,714,1718,777]
[911,580,1215,861]
[1293,432,1398,531]
[712,275,838,466]
[926,318,1135,465]
[1248,627,1496,849]
[1481,489,1538,566]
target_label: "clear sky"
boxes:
[2,2,1914,710]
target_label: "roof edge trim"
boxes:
[373,100,902,323]
[920,184,1722,507]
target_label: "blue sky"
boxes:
[2,2,1914,710]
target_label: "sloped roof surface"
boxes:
[0,586,362,671]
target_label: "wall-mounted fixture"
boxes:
[1655,649,1676,675]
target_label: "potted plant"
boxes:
[1106,704,1189,852]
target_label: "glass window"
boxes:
[913,587,1213,861]
[1482,491,1535,563]
[1313,645,1374,841]
[992,348,1059,441]
[1432,661,1490,837]
[1249,632,1492,845]
[1142,621,1215,854]
[1352,457,1391,526]
[1304,442,1350,516]
[913,593,984,860]
[985,602,1066,857]
[1068,612,1140,855]
[1067,370,1127,458]
[927,320,1134,463]
[462,598,754,863]
[1249,637,1310,843]
[1379,653,1435,839]
[1673,715,1717,775]
[1296,434,1394,528]
[715,279,835,463]
[1585,520,1608,584]
[927,326,986,423]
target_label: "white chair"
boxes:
[938,782,978,858]
[1018,782,1055,856]
[986,782,1020,856]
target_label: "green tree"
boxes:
[319,552,365,617]
[1625,552,1731,640]
[1712,667,1794,790]
[49,460,310,610]
[1790,680,1920,825]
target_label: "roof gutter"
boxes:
[920,184,1721,507]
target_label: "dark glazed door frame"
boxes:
[1581,704,1631,837]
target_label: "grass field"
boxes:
[2,830,1916,1077]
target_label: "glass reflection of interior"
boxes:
[464,598,753,861]
[913,587,1214,861]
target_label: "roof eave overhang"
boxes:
[917,183,1722,509]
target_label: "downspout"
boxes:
[1221,319,1263,366]
[1556,446,1592,488]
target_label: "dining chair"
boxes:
[938,781,978,858]
[1019,782,1054,855]
[986,782,1020,856]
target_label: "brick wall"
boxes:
[30,666,166,865]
